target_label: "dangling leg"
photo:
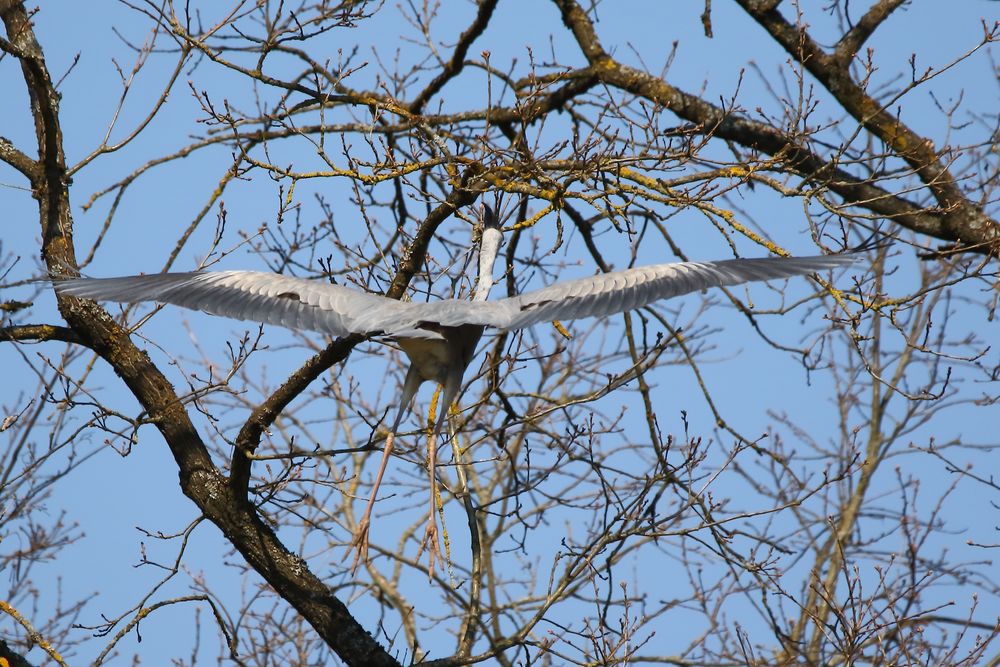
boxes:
[419,373,461,578]
[419,396,446,578]
[351,367,422,572]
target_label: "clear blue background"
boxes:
[2,1,997,664]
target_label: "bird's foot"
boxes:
[418,518,442,579]
[349,518,371,574]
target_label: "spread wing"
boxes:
[54,253,860,338]
[415,252,861,330]
[54,271,433,338]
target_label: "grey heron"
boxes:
[55,208,861,573]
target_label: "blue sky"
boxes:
[2,1,998,664]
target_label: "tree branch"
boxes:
[409,0,500,113]
[834,0,908,65]
[0,323,83,345]
[228,175,485,497]
[551,0,1000,253]
[734,0,1000,252]
[0,135,38,181]
[0,1,400,662]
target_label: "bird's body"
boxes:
[55,210,861,573]
[397,324,484,387]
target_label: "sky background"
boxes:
[2,1,998,664]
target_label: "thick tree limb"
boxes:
[734,0,1000,252]
[551,0,1000,253]
[1,324,83,345]
[0,1,400,663]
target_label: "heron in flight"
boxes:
[56,207,860,573]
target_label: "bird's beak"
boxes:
[481,203,499,230]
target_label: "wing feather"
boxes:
[54,253,860,338]
[496,253,859,330]
[55,271,422,337]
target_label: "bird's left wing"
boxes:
[412,252,861,331]
[55,270,430,337]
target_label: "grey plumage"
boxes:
[55,253,858,339]
[54,217,861,574]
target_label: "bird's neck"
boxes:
[472,226,502,302]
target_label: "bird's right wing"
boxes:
[55,271,429,337]
[419,253,860,331]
